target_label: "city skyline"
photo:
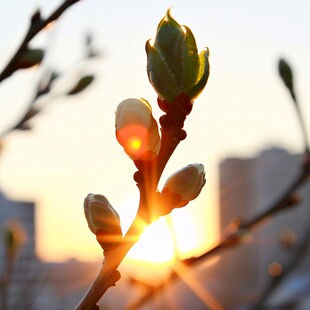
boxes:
[0,0,309,262]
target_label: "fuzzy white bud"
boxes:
[115,98,161,160]
[84,194,122,250]
[162,163,206,209]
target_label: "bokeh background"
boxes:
[0,1,309,308]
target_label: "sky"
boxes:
[0,0,309,262]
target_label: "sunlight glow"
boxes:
[169,209,207,259]
[43,21,56,31]
[128,136,142,151]
[126,217,175,264]
[122,200,215,266]
[117,124,148,157]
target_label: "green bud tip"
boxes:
[146,9,210,103]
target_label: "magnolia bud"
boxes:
[146,9,209,103]
[17,48,44,69]
[161,164,206,210]
[67,75,95,95]
[84,194,122,251]
[115,98,161,160]
[278,58,294,94]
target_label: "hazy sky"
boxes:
[0,0,309,262]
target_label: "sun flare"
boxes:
[128,136,142,151]
[117,124,148,157]
[126,217,175,264]
[125,209,209,266]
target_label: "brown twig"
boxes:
[75,210,144,310]
[124,153,309,310]
[290,91,310,154]
[76,83,310,309]
[75,95,191,309]
[181,152,310,266]
[0,0,81,83]
[181,72,310,265]
[252,213,310,309]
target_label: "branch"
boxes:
[186,58,310,264]
[0,44,97,138]
[0,0,81,83]
[252,214,310,309]
[76,97,309,309]
[126,260,192,310]
[126,273,173,310]
[291,93,310,154]
[182,152,310,265]
[125,152,310,310]
[75,95,191,309]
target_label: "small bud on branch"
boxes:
[84,194,122,251]
[160,163,206,213]
[17,48,44,69]
[146,9,210,103]
[115,98,161,160]
[278,58,294,98]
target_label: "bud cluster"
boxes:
[83,10,209,253]
[114,10,210,162]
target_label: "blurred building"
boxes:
[2,147,309,309]
[0,191,99,309]
[0,191,36,260]
[217,147,310,309]
[0,191,40,309]
[95,147,310,310]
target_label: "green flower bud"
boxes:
[115,98,161,160]
[84,194,122,251]
[146,9,210,103]
[161,163,206,210]
[67,75,95,95]
[278,58,294,95]
[17,48,44,69]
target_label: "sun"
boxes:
[123,206,211,266]
[118,193,218,287]
[126,217,175,264]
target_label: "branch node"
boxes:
[31,9,42,25]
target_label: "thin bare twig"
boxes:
[124,152,310,310]
[182,71,310,265]
[0,0,81,83]
[291,92,310,154]
[182,153,309,266]
[252,214,310,309]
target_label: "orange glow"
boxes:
[128,136,142,151]
[44,21,55,30]
[126,217,175,264]
[168,209,209,259]
[124,217,175,284]
[124,207,214,266]
[117,125,148,158]
[268,261,282,277]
